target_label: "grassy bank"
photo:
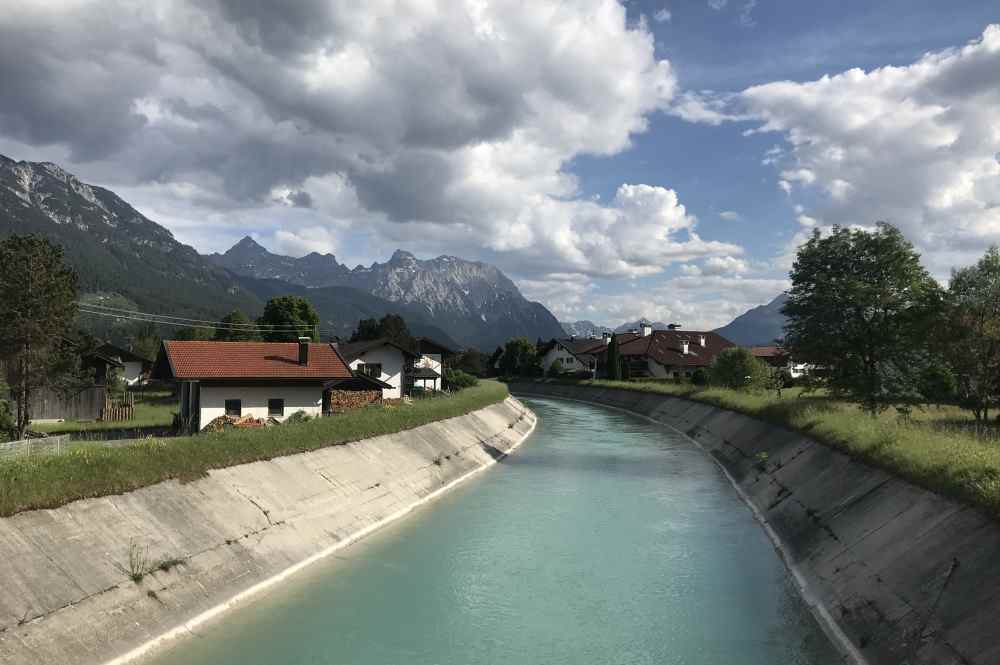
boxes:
[31,390,176,434]
[0,381,510,517]
[526,379,1000,519]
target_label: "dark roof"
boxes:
[335,338,419,362]
[97,342,152,364]
[596,330,735,367]
[410,366,441,379]
[83,350,125,368]
[155,341,352,380]
[324,374,394,391]
[414,336,455,356]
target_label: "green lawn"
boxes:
[31,390,177,433]
[0,381,510,517]
[534,379,1000,519]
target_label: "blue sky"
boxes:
[1,1,998,329]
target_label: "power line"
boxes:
[77,301,328,331]
[77,307,338,336]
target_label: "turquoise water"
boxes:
[147,397,838,665]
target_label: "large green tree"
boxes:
[499,337,540,377]
[940,246,1000,422]
[213,309,261,342]
[0,235,80,438]
[257,296,320,342]
[782,223,941,413]
[349,314,412,345]
[710,347,771,390]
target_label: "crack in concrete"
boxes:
[235,489,274,527]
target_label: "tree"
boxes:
[0,235,80,438]
[172,326,215,341]
[213,309,260,342]
[488,346,504,375]
[940,246,1000,422]
[349,314,413,346]
[449,349,485,376]
[605,334,622,380]
[710,347,771,390]
[782,223,941,414]
[258,296,320,342]
[500,337,540,377]
[547,358,563,378]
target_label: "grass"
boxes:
[31,390,176,433]
[0,381,509,517]
[528,378,1000,519]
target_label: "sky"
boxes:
[1,1,998,329]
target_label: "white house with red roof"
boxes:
[153,338,390,431]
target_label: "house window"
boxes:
[268,398,284,418]
[359,363,382,378]
[224,399,242,417]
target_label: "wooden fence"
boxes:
[101,391,135,422]
[32,386,107,421]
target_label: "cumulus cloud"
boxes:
[1,0,729,284]
[739,24,1000,274]
[654,8,672,23]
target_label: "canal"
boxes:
[147,396,839,665]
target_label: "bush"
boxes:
[691,368,708,386]
[284,410,313,424]
[445,368,479,391]
[710,347,771,390]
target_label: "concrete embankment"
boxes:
[0,397,535,665]
[512,383,1000,665]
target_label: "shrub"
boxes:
[546,358,563,378]
[691,368,708,386]
[284,410,313,424]
[710,347,771,390]
[445,368,479,391]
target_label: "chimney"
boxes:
[298,336,310,365]
[680,339,689,355]
[640,322,652,337]
[698,334,706,347]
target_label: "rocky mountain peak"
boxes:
[389,249,417,264]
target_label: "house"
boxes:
[751,346,811,378]
[96,343,152,386]
[539,337,601,376]
[153,338,390,431]
[597,323,736,379]
[334,338,419,399]
[411,337,455,391]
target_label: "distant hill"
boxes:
[560,320,613,338]
[614,320,671,333]
[713,293,788,346]
[211,237,564,350]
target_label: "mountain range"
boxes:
[0,154,563,350]
[712,293,788,346]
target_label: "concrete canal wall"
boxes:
[512,383,1000,665]
[0,397,535,665]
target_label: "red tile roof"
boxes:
[158,341,353,380]
[592,330,735,368]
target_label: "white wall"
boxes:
[199,385,323,430]
[347,345,405,398]
[123,361,144,386]
[541,344,586,374]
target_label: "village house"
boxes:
[96,342,152,386]
[334,338,418,399]
[751,346,811,378]
[595,323,736,378]
[411,337,455,391]
[539,337,600,376]
[153,338,390,431]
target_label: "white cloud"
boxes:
[708,0,728,10]
[2,0,732,282]
[719,210,742,221]
[739,0,757,28]
[739,24,1000,274]
[654,8,672,23]
[701,255,749,275]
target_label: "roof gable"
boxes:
[157,341,352,380]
